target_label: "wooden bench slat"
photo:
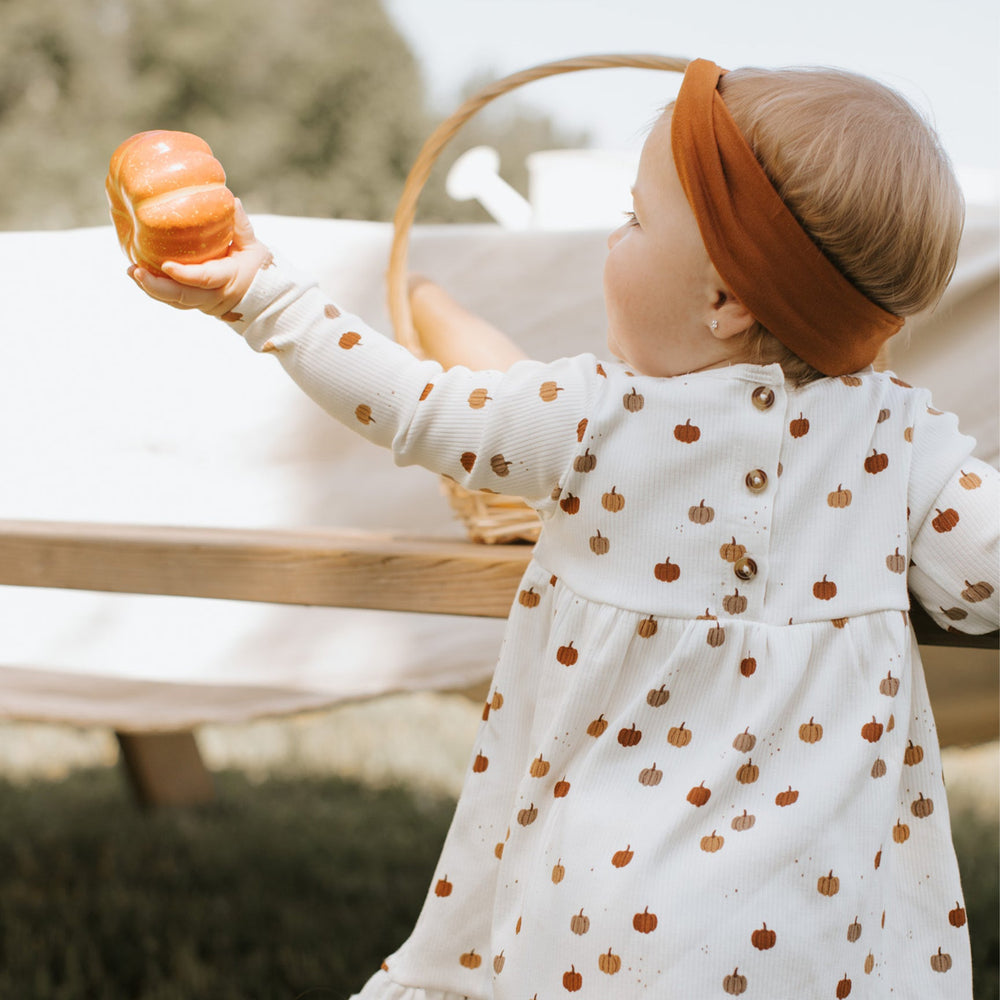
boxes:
[0,519,996,648]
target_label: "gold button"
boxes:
[751,386,775,410]
[734,556,758,581]
[745,469,768,493]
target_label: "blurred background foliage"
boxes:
[0,0,584,230]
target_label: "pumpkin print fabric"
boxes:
[231,264,998,1000]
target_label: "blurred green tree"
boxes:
[0,0,582,230]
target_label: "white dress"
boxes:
[229,262,998,1000]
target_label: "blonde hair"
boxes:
[716,67,965,384]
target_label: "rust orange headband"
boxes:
[671,58,903,375]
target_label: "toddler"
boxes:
[132,59,997,999]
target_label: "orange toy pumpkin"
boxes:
[107,130,235,274]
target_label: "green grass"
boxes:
[0,769,455,1000]
[0,769,995,999]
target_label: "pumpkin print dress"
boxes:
[228,262,998,1000]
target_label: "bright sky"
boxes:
[385,0,999,180]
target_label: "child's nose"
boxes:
[608,224,627,250]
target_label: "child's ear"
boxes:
[708,289,754,340]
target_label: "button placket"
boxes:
[733,381,781,588]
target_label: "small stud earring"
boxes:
[710,319,719,332]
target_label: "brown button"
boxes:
[734,556,758,581]
[745,469,768,493]
[751,386,775,410]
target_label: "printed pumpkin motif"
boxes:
[864,449,889,474]
[612,845,634,868]
[719,537,746,562]
[654,557,680,582]
[623,388,644,412]
[932,507,959,532]
[587,714,609,738]
[799,717,824,743]
[602,487,625,512]
[557,642,579,666]
[518,587,540,608]
[686,782,711,807]
[668,722,692,747]
[723,968,748,995]
[688,498,715,524]
[723,589,747,615]
[879,672,900,696]
[674,419,701,443]
[861,717,884,743]
[790,412,810,438]
[490,454,513,477]
[598,948,622,975]
[639,762,663,786]
[617,723,642,747]
[775,786,799,807]
[885,547,906,573]
[559,492,581,514]
[459,949,482,969]
[962,580,993,602]
[818,870,841,897]
[752,923,776,950]
[930,948,952,973]
[700,830,724,853]
[636,615,658,638]
[827,484,853,508]
[646,684,670,708]
[589,530,610,555]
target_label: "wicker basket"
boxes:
[387,54,690,544]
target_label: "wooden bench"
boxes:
[1,518,995,806]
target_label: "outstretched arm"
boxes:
[408,275,529,372]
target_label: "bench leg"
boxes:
[115,729,215,807]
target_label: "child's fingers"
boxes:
[161,257,233,290]
[130,266,225,311]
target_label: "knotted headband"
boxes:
[671,58,903,375]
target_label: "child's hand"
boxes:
[129,200,271,318]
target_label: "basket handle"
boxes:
[387,53,690,354]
